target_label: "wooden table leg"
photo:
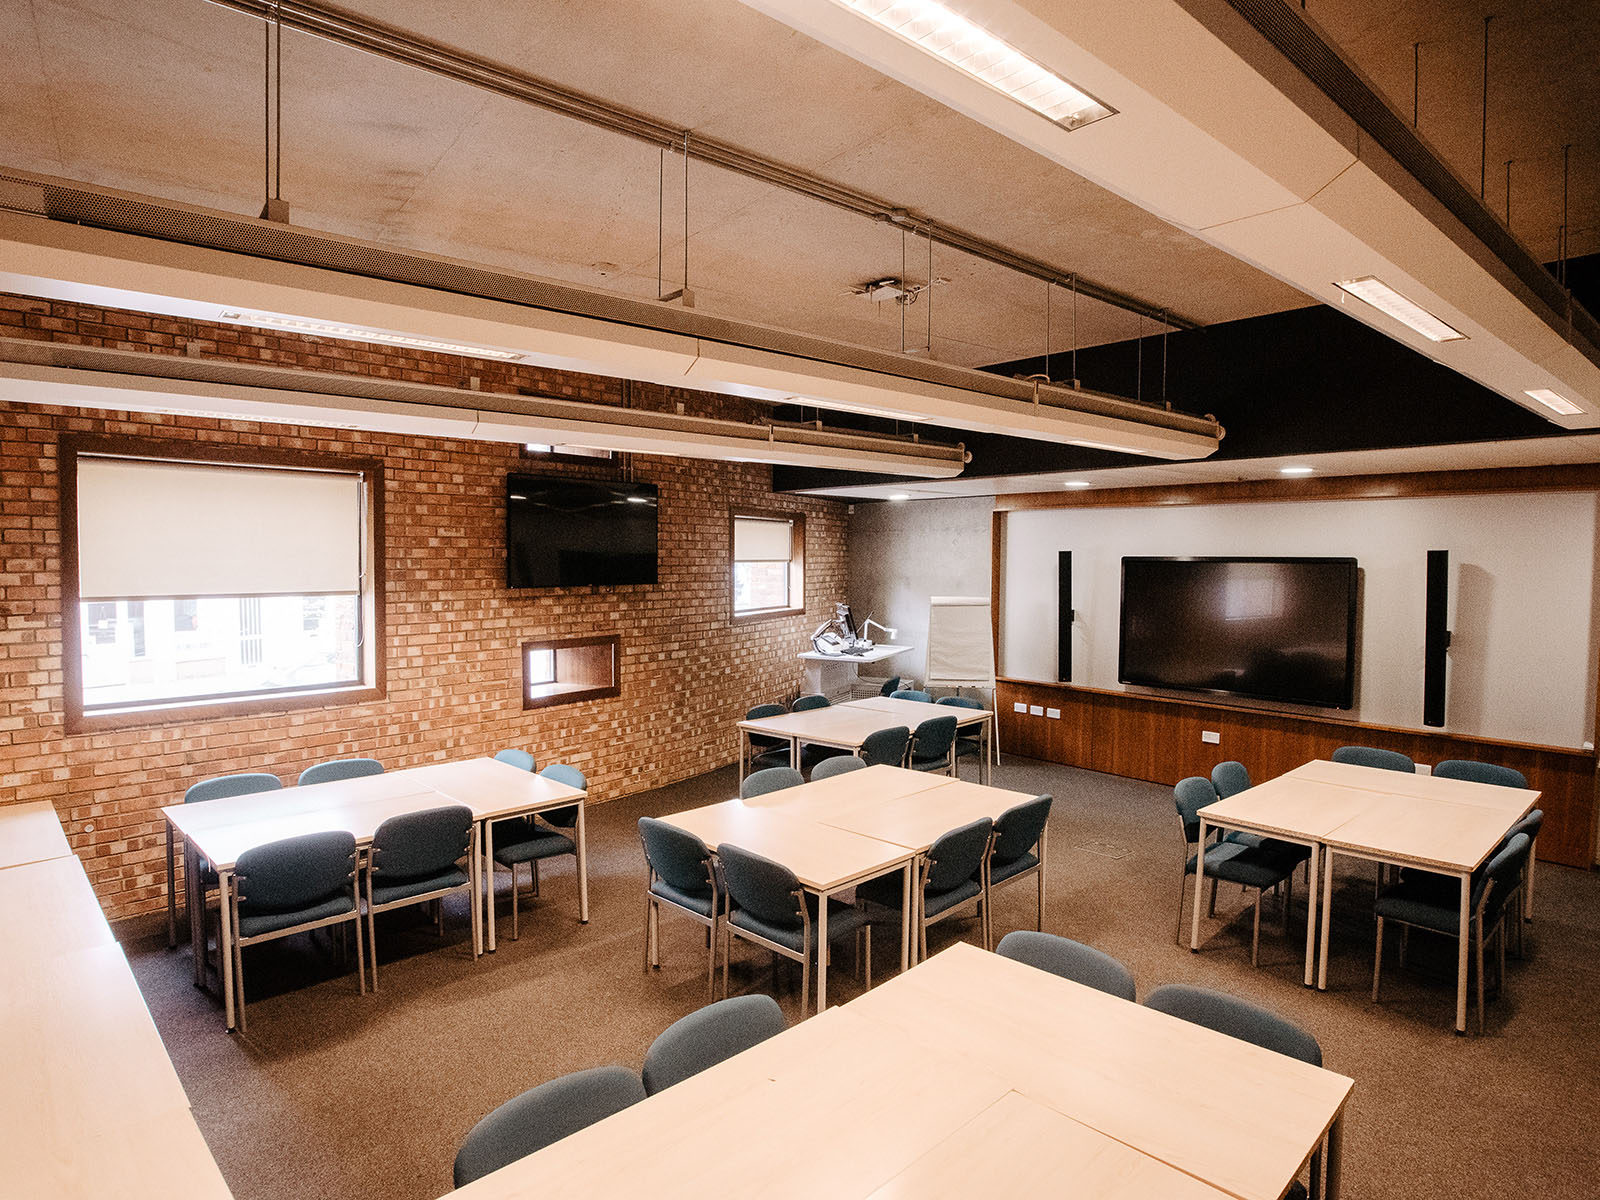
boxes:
[166,821,178,949]
[1304,843,1320,988]
[219,869,236,1032]
[1318,848,1335,990]
[576,799,590,924]
[1455,872,1471,1034]
[1189,819,1206,951]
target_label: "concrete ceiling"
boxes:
[1,0,1595,487]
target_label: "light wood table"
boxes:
[450,987,1236,1200]
[0,854,116,962]
[1196,777,1382,986]
[0,799,74,869]
[1317,789,1535,1030]
[846,944,1352,1200]
[165,758,588,1029]
[659,798,918,1007]
[737,699,993,783]
[846,696,995,782]
[1286,759,1540,815]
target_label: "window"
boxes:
[731,511,805,620]
[61,435,385,731]
[522,635,620,709]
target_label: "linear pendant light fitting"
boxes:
[219,311,525,360]
[1524,388,1583,416]
[827,0,1114,130]
[1333,277,1467,343]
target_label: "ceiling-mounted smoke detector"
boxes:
[851,276,950,304]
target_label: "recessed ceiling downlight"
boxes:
[1524,388,1583,416]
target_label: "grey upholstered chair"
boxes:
[878,675,902,696]
[365,804,475,989]
[810,754,868,780]
[453,1066,647,1186]
[907,714,959,775]
[493,747,535,772]
[1173,776,1302,966]
[791,693,830,711]
[997,931,1136,1002]
[937,695,985,777]
[859,818,991,962]
[717,842,871,1018]
[740,766,804,801]
[1331,745,1415,773]
[859,725,911,767]
[890,688,933,703]
[491,764,586,938]
[1144,983,1324,1199]
[1210,760,1252,799]
[641,994,786,1095]
[638,817,724,999]
[978,794,1053,948]
[1432,759,1527,789]
[1373,832,1532,1032]
[745,702,790,772]
[176,772,282,972]
[297,757,385,787]
[230,830,364,1032]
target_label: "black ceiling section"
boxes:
[773,255,1599,494]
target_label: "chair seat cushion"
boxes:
[494,828,576,866]
[650,877,718,919]
[371,867,470,907]
[729,897,867,953]
[986,850,1040,886]
[909,756,949,771]
[1186,842,1295,890]
[237,893,355,939]
[1375,884,1469,933]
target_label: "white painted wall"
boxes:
[1001,493,1600,749]
[848,496,995,687]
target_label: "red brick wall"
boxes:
[0,294,848,920]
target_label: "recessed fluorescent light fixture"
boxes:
[1280,465,1314,476]
[1063,480,1092,489]
[1331,278,1466,343]
[829,0,1115,131]
[1524,388,1583,416]
[888,492,912,501]
[218,311,524,361]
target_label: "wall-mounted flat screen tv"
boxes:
[1118,557,1357,709]
[507,474,658,589]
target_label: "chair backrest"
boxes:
[1433,759,1528,789]
[937,695,984,710]
[1172,776,1219,845]
[1331,745,1414,774]
[1475,832,1531,918]
[235,830,357,914]
[878,675,902,696]
[991,795,1052,864]
[638,817,716,896]
[811,755,868,780]
[924,818,993,893]
[184,772,282,805]
[537,763,586,826]
[1504,808,1543,847]
[453,1066,646,1187]
[1143,984,1322,1067]
[746,703,786,721]
[641,995,786,1095]
[493,748,536,772]
[910,715,959,762]
[740,767,804,800]
[791,693,831,711]
[1210,761,1252,799]
[860,725,911,766]
[717,843,804,929]
[370,805,472,882]
[297,757,385,787]
[891,689,933,703]
[997,931,1136,1002]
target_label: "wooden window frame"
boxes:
[522,634,622,709]
[730,509,806,623]
[59,433,386,734]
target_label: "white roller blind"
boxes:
[77,457,363,599]
[733,516,793,562]
[926,595,995,686]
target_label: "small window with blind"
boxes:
[61,435,384,731]
[731,510,805,620]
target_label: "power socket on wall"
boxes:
[1201,730,1220,744]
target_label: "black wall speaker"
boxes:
[1423,549,1450,727]
[1057,550,1073,682]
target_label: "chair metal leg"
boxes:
[532,857,540,897]
[800,946,811,1020]
[1399,925,1409,968]
[1475,914,1486,1034]
[511,863,520,942]
[1175,872,1189,946]
[864,925,873,991]
[366,872,379,993]
[1284,873,1294,937]
[231,890,247,1036]
[1371,915,1384,1001]
[1251,889,1262,967]
[642,895,655,971]
[706,917,717,1001]
[1207,877,1218,917]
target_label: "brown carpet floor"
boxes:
[121,758,1600,1199]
